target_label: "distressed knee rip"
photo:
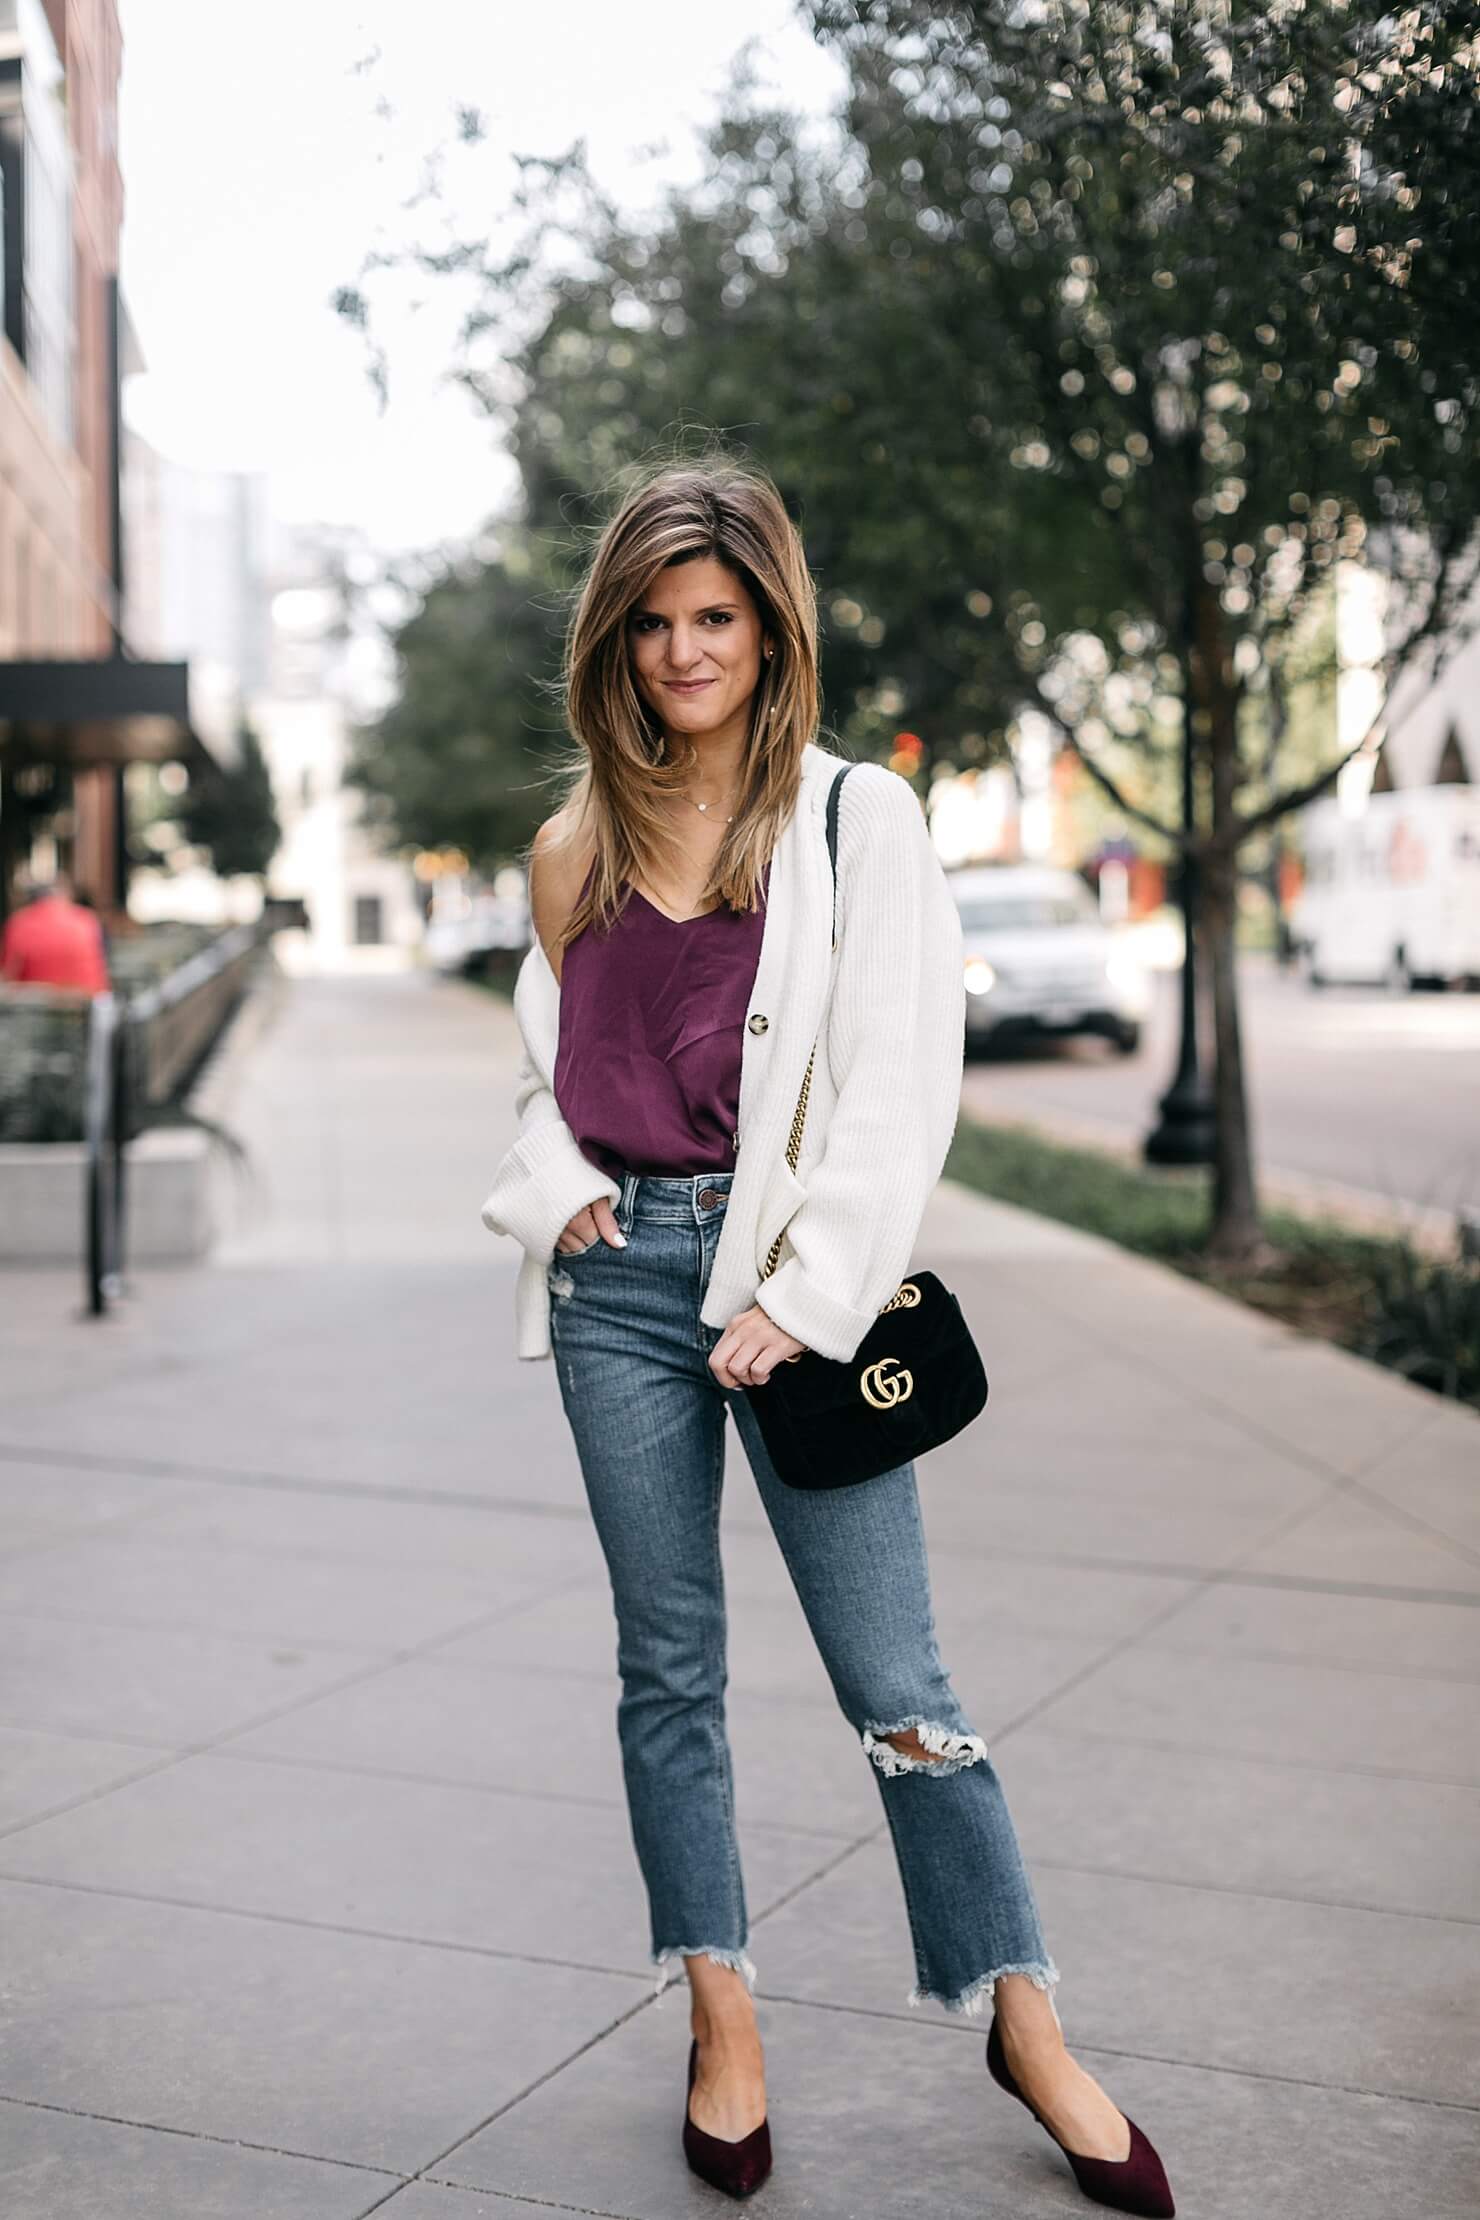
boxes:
[861,1716,990,1778]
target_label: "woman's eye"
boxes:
[631,612,733,632]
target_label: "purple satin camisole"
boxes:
[553,859,770,1181]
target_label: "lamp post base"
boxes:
[1144,1078,1217,1167]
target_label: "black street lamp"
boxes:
[1144,718,1216,1167]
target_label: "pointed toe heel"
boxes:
[986,2017,1174,2219]
[683,2038,773,2199]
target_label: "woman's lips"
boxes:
[664,678,714,692]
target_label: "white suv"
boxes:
[950,865,1149,1056]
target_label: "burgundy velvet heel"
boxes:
[986,2016,1174,2218]
[683,2038,773,2199]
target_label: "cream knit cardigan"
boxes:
[480,741,966,1363]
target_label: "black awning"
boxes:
[0,658,215,768]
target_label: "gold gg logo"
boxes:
[878,1281,922,1316]
[861,1357,914,1409]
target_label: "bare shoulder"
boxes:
[528,805,594,975]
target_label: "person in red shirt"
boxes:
[1,872,111,995]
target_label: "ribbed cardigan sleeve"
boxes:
[479,944,621,1263]
[751,764,965,1362]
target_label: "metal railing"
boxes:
[78,921,266,1315]
[82,993,125,1315]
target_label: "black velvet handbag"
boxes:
[743,764,989,1491]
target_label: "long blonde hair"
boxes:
[537,457,824,955]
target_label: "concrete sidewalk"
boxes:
[0,967,1475,2219]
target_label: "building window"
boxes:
[352,893,383,945]
[0,0,74,446]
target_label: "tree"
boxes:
[338,103,1090,788]
[342,2,1479,1260]
[799,0,1480,1260]
[347,530,574,870]
[179,721,281,881]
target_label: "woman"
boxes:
[480,460,1173,2216]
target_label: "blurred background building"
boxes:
[250,525,422,973]
[123,472,421,972]
[0,0,217,920]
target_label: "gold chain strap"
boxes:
[758,1044,917,1323]
[760,1041,817,1280]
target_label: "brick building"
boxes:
[0,0,207,921]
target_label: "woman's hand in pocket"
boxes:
[555,1198,628,1256]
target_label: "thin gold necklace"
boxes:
[679,788,740,825]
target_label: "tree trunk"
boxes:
[1203,834,1263,1262]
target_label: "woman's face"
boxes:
[627,555,770,748]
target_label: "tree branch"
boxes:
[1056,731,1185,852]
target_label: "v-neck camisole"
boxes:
[553,858,770,1180]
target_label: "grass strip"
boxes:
[945,1116,1480,1410]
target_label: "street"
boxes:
[0,968,1475,2218]
[962,957,1480,1230]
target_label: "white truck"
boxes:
[1293,785,1480,990]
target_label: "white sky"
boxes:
[118,1,842,557]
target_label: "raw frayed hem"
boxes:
[651,1944,758,2005]
[908,1958,1061,2019]
[862,1714,991,1778]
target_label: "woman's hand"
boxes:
[555,1198,627,1255]
[710,1304,807,1390]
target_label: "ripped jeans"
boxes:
[546,1167,1058,2016]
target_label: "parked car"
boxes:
[950,865,1150,1055]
